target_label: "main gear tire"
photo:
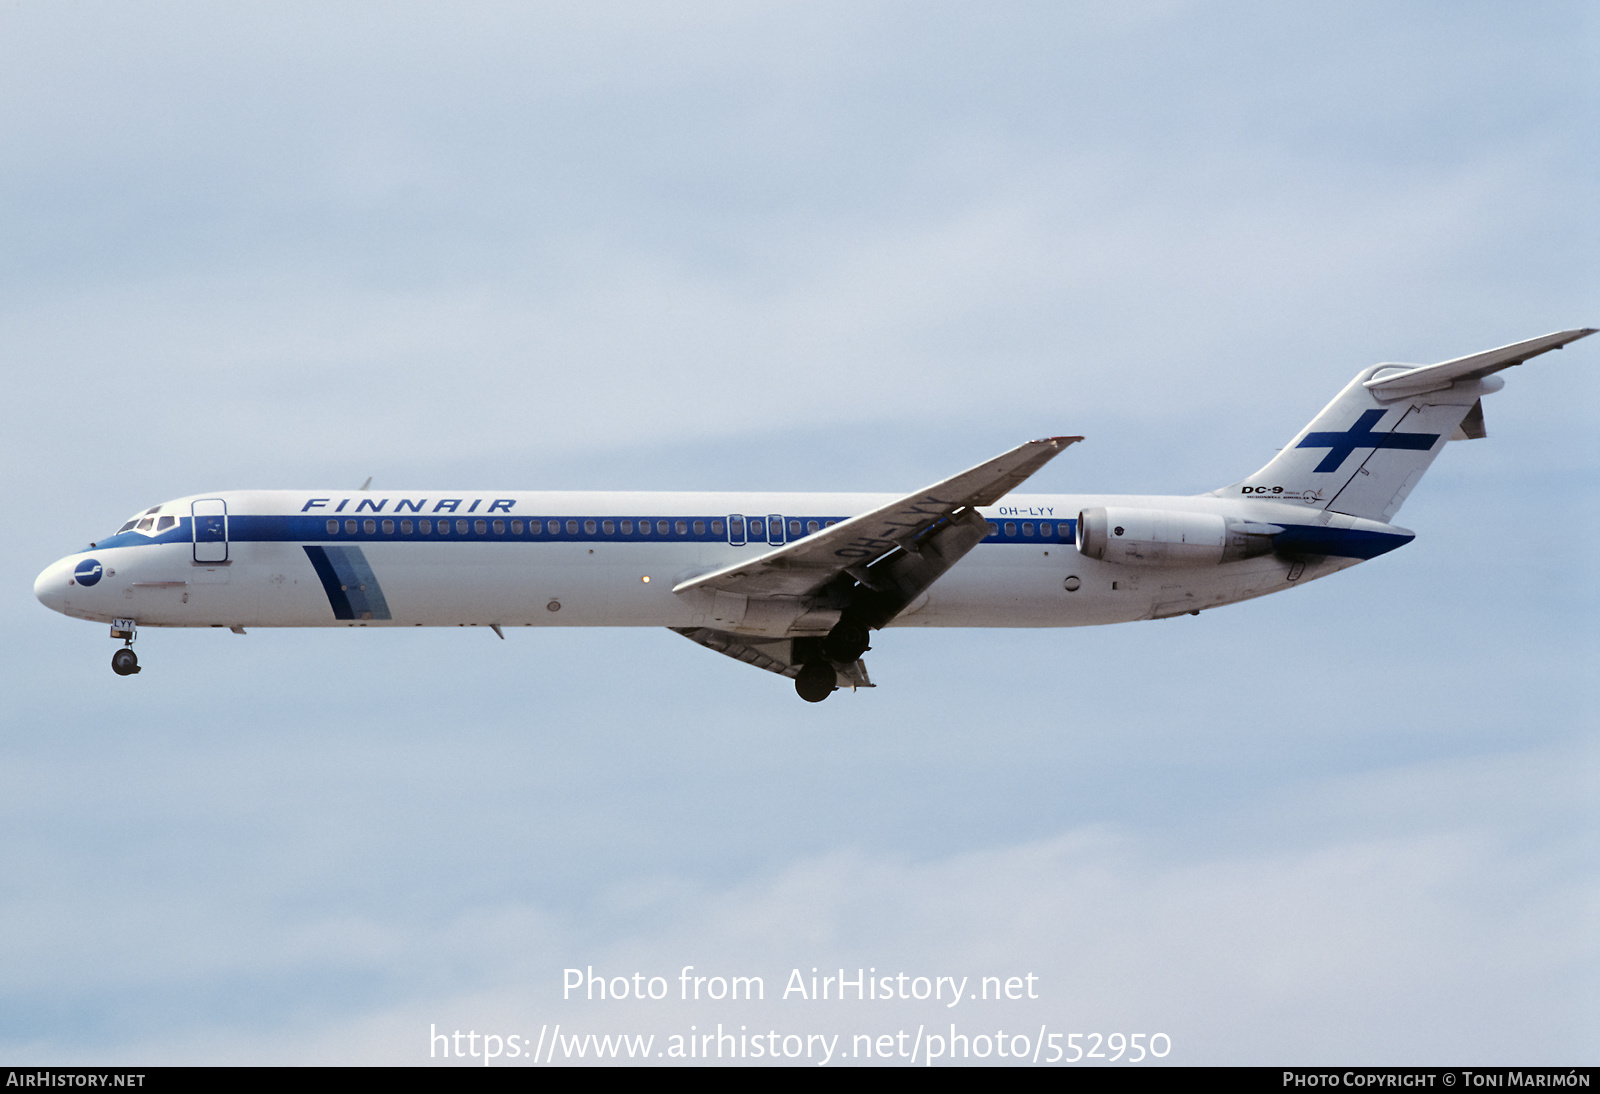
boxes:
[111,648,140,676]
[795,660,836,703]
[822,617,871,663]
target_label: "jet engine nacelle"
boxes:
[1077,507,1276,567]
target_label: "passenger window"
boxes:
[602,520,614,534]
[711,519,724,535]
[693,520,705,535]
[825,520,837,527]
[749,519,764,539]
[675,520,688,535]
[1040,522,1052,537]
[493,520,505,534]
[565,520,578,535]
[457,519,470,534]
[382,520,394,534]
[401,520,414,534]
[1022,523,1034,536]
[475,519,487,534]
[510,520,522,534]
[807,520,819,533]
[658,520,670,535]
[157,516,176,532]
[620,520,632,535]
[420,519,432,534]
[987,522,998,536]
[346,519,358,534]
[327,519,339,534]
[584,519,597,534]
[637,520,650,536]
[364,519,377,534]
[789,520,801,536]
[1004,522,1016,536]
[439,520,450,535]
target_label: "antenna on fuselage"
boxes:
[358,476,372,491]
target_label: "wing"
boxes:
[673,435,1082,608]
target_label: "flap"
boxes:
[671,627,874,689]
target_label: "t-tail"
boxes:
[1215,328,1595,521]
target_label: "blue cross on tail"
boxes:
[1296,409,1440,473]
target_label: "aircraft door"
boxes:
[192,499,229,563]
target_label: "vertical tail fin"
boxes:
[1215,329,1594,522]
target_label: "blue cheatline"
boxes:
[303,546,392,621]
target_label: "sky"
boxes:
[2,0,1596,1066]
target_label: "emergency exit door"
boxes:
[191,499,229,563]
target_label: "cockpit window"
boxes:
[116,507,174,536]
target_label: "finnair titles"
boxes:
[35,329,1594,702]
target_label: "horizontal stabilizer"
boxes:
[1364,328,1595,400]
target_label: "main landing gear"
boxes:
[795,660,835,703]
[821,616,871,663]
[794,616,874,703]
[110,618,140,675]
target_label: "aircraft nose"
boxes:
[34,558,73,614]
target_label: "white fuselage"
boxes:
[34,489,1403,636]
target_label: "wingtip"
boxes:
[1037,435,1086,446]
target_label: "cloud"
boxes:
[6,738,1588,1064]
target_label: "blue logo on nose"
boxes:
[75,558,104,586]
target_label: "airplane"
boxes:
[34,328,1594,702]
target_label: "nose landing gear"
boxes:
[109,618,140,675]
